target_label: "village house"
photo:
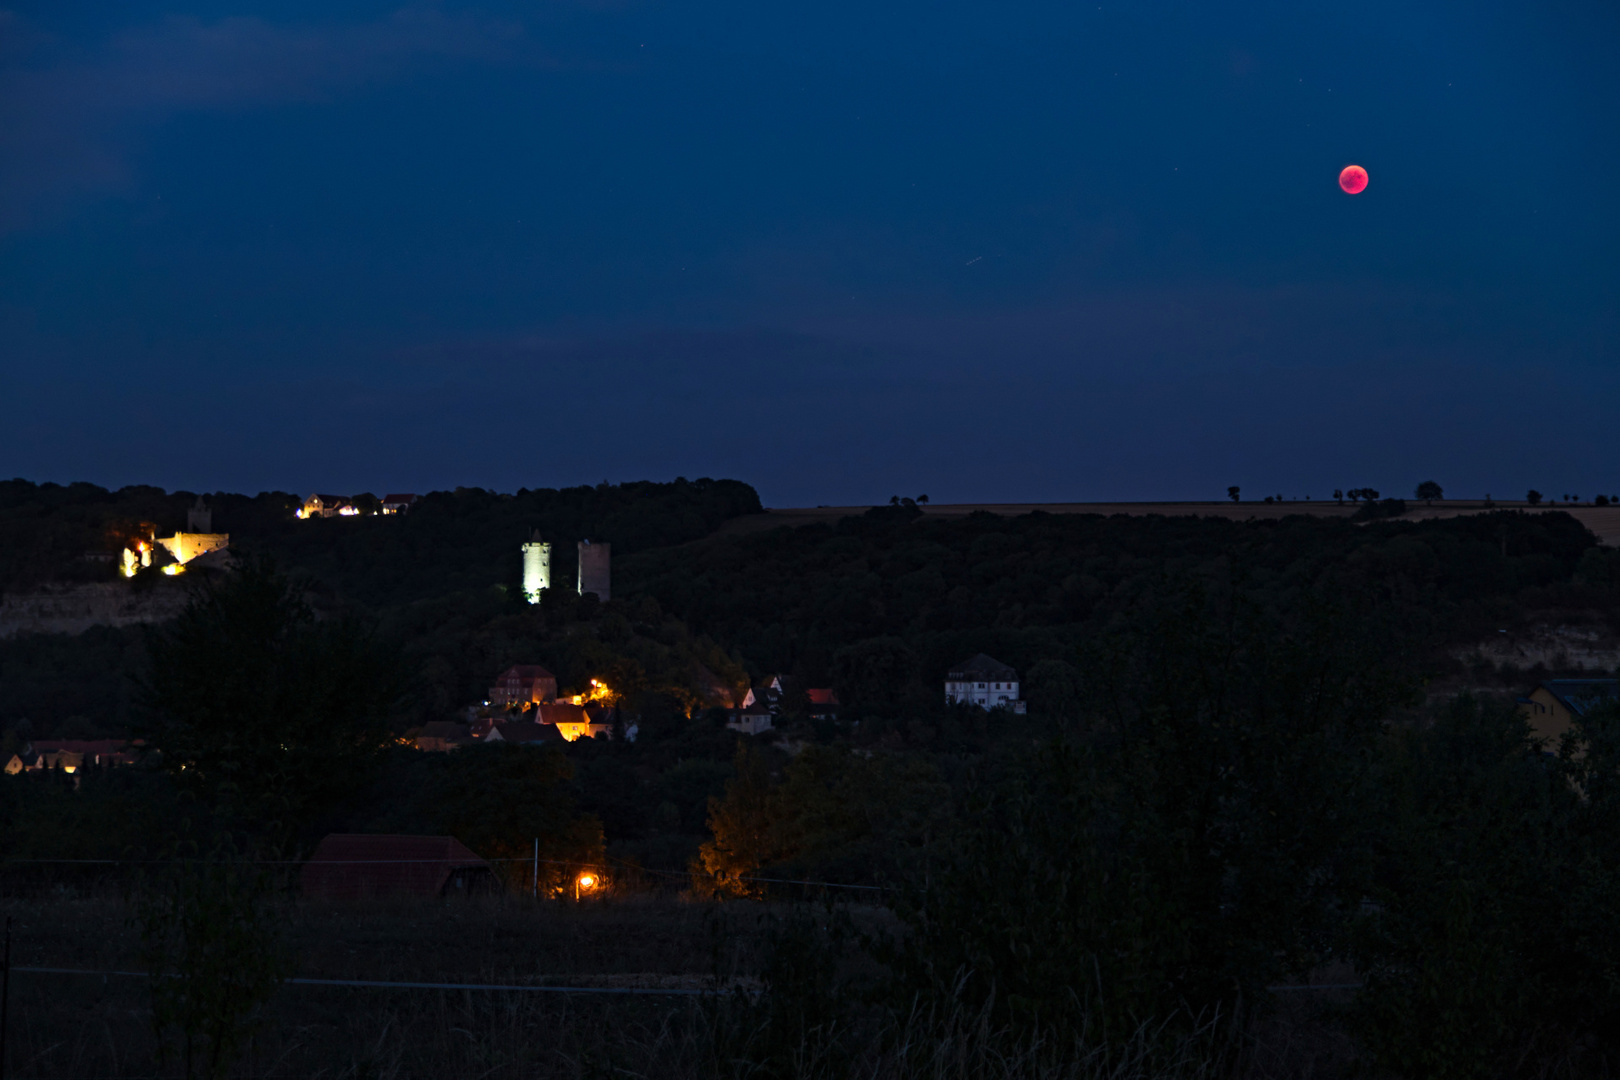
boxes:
[725,701,775,735]
[1518,679,1619,747]
[746,674,786,712]
[488,665,558,707]
[301,834,497,899]
[4,739,137,775]
[381,494,417,515]
[806,688,839,718]
[945,654,1027,713]
[298,494,354,519]
[487,720,565,745]
[536,702,615,742]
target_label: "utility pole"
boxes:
[532,839,539,900]
[2,915,12,1080]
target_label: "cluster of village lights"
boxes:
[569,678,614,706]
[120,540,187,577]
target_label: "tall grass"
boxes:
[0,891,1348,1079]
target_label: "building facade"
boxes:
[299,494,353,519]
[726,703,775,735]
[537,702,615,741]
[488,665,558,707]
[945,653,1027,713]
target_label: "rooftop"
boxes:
[947,653,1018,680]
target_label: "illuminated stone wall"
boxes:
[522,536,551,603]
[158,532,229,564]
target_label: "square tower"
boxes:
[577,540,611,601]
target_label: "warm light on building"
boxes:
[162,564,185,576]
[553,680,615,739]
[554,721,613,741]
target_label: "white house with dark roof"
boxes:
[945,653,1026,713]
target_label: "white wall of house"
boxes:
[726,712,774,735]
[945,679,1023,710]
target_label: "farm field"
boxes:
[717,500,1620,545]
[1,891,797,1079]
[0,889,1350,1080]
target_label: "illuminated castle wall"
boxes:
[522,532,551,604]
[158,532,229,565]
[158,496,228,568]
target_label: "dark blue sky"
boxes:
[3,0,1616,506]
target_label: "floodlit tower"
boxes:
[577,539,611,601]
[521,531,551,604]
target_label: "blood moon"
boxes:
[1339,164,1369,194]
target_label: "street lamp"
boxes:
[575,872,597,901]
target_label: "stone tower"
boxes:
[577,540,611,602]
[187,496,212,533]
[521,531,551,604]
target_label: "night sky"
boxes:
[3,1,1616,506]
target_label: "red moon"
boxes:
[1339,165,1368,194]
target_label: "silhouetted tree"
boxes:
[1528,490,1543,505]
[1415,481,1443,503]
[1334,489,1344,503]
[831,637,918,719]
[426,742,603,890]
[1227,486,1240,503]
[694,743,776,898]
[136,556,402,843]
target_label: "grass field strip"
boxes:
[10,965,1360,995]
[0,855,886,890]
[10,966,711,995]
